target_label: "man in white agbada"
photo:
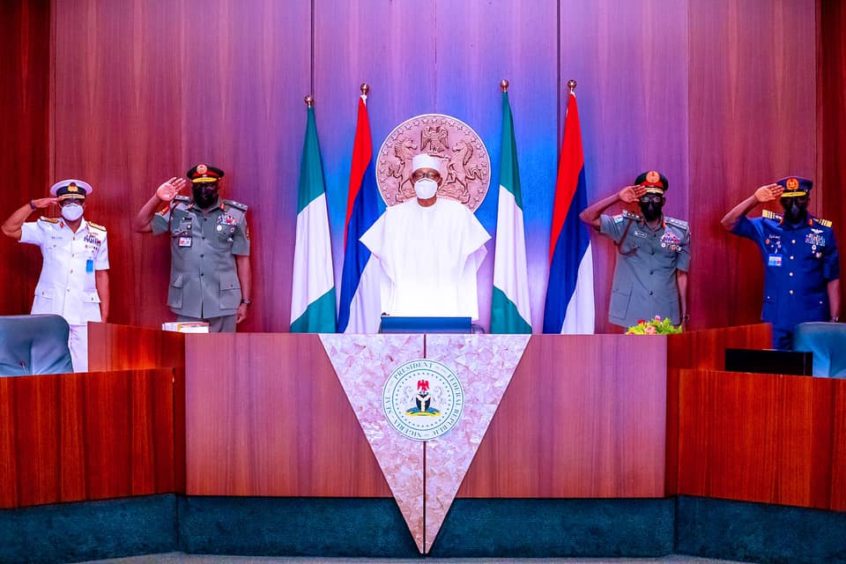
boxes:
[360,154,490,319]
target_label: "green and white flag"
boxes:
[290,104,336,333]
[491,89,532,334]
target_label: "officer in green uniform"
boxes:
[580,171,691,329]
[133,164,252,332]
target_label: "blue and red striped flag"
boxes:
[338,89,386,333]
[542,88,595,334]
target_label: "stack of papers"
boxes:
[161,321,210,333]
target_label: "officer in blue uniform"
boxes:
[721,177,841,349]
[580,170,691,329]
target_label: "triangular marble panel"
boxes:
[319,334,425,553]
[422,334,530,553]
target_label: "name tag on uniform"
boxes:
[768,254,782,267]
[178,237,193,248]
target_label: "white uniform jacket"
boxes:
[20,217,110,325]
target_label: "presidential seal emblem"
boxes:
[383,359,464,441]
[376,114,491,211]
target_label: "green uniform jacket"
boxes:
[599,211,691,328]
[152,196,250,319]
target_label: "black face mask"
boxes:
[192,184,219,209]
[639,200,664,222]
[781,197,808,224]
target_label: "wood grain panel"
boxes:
[52,0,310,332]
[560,0,690,334]
[459,335,667,498]
[88,322,186,372]
[688,0,818,331]
[185,333,392,497]
[664,323,772,495]
[832,383,846,511]
[0,369,178,509]
[0,379,17,507]
[677,369,840,510]
[819,0,846,317]
[0,0,51,318]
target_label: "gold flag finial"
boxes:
[304,95,314,108]
[567,79,577,93]
[360,83,370,96]
[500,79,509,93]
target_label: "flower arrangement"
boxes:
[626,316,683,335]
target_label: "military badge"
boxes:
[383,359,463,441]
[786,177,799,190]
[805,232,826,247]
[196,164,208,175]
[646,170,660,184]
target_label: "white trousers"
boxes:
[68,324,89,372]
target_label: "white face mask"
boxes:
[414,179,438,200]
[61,203,84,222]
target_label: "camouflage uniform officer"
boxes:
[133,165,252,332]
[580,171,691,329]
[721,176,840,349]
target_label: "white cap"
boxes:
[412,154,445,177]
[50,179,93,199]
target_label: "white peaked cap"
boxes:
[50,179,94,197]
[412,154,445,177]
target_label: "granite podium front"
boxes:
[3,322,846,562]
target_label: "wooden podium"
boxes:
[2,321,844,516]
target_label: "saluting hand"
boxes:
[156,177,188,202]
[618,185,647,203]
[31,197,59,209]
[754,183,783,203]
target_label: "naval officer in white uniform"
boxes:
[1,179,110,372]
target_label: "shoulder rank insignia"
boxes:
[815,217,833,228]
[622,209,642,221]
[665,217,689,230]
[223,199,248,212]
[174,195,191,203]
[87,221,106,232]
[38,217,60,224]
[762,209,783,221]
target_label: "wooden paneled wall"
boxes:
[0,0,51,319]
[2,0,833,334]
[819,0,846,315]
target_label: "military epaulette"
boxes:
[762,209,783,221]
[223,199,248,212]
[621,210,642,221]
[38,217,60,224]
[665,217,689,230]
[87,221,106,232]
[174,195,191,203]
[815,217,833,228]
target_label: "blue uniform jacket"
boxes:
[733,212,839,329]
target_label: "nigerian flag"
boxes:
[491,88,532,333]
[290,102,336,333]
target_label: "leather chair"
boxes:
[793,322,846,378]
[0,315,74,376]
